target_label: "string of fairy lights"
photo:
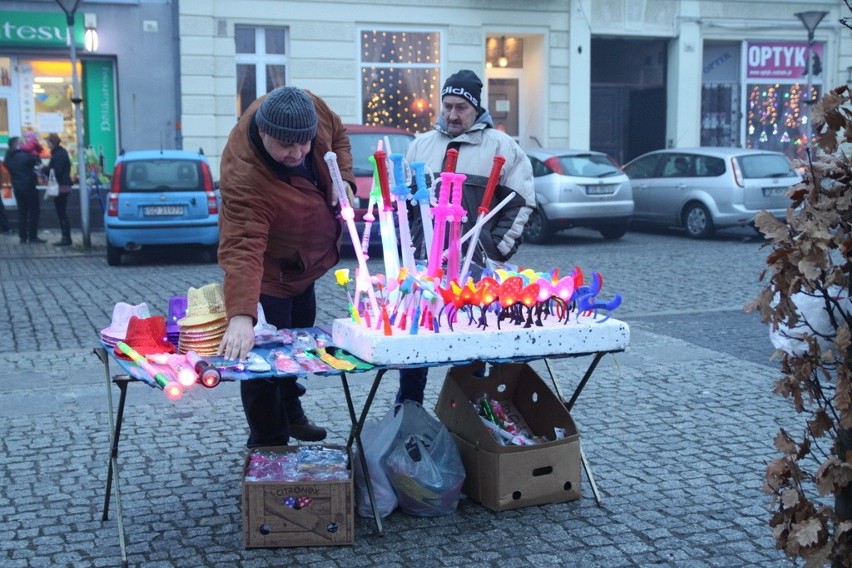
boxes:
[746,82,817,156]
[361,30,440,133]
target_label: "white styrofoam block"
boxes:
[331,315,630,365]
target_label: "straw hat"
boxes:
[100,302,151,340]
[177,283,227,327]
[114,315,176,359]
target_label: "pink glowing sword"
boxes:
[426,148,459,278]
[444,172,468,284]
[325,151,380,322]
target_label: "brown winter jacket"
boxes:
[218,92,356,322]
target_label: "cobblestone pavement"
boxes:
[0,225,803,567]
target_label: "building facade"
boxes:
[1,0,180,176]
[0,0,846,185]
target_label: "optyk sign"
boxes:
[746,41,824,80]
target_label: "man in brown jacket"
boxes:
[217,86,356,447]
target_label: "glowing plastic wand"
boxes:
[116,341,182,400]
[325,151,380,322]
[426,148,459,278]
[410,161,434,258]
[390,153,416,271]
[459,155,506,283]
[444,172,467,284]
[373,148,400,280]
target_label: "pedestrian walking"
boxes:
[3,134,45,244]
[43,133,74,246]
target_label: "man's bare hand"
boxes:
[218,315,255,361]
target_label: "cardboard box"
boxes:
[435,361,581,511]
[242,446,354,548]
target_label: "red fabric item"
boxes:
[114,315,176,359]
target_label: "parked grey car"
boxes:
[523,148,634,243]
[623,147,799,238]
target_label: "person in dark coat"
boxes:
[44,133,74,246]
[3,135,44,244]
[0,138,14,234]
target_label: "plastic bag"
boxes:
[353,402,404,518]
[769,286,851,357]
[44,169,59,200]
[382,401,465,517]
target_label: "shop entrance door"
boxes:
[488,72,522,144]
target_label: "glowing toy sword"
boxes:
[390,152,416,271]
[444,172,468,284]
[373,148,400,281]
[426,148,459,278]
[459,155,506,283]
[325,151,380,323]
[410,161,434,257]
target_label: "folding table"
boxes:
[93,321,627,567]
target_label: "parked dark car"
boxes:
[523,148,634,243]
[623,147,800,238]
[103,149,219,266]
[343,124,414,255]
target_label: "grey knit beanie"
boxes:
[255,86,318,144]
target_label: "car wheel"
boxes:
[599,226,627,240]
[207,244,219,263]
[523,210,551,244]
[107,244,122,266]
[682,203,714,239]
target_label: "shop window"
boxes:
[701,84,739,148]
[235,25,287,117]
[746,82,815,160]
[360,29,440,133]
[0,57,11,87]
[485,36,523,69]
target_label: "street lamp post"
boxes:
[54,0,90,249]
[796,10,829,152]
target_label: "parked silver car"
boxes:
[523,148,634,243]
[623,147,799,238]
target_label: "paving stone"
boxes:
[0,228,800,566]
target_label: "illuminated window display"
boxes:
[360,30,440,133]
[744,41,823,160]
[745,82,816,158]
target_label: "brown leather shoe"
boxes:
[288,415,328,442]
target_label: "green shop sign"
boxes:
[83,60,117,173]
[0,11,84,48]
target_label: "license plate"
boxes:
[762,186,786,197]
[585,184,616,196]
[144,205,184,216]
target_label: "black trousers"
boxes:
[240,283,317,447]
[53,192,70,240]
[13,188,40,240]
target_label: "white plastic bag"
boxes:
[44,169,59,200]
[382,401,465,517]
[769,286,851,357]
[353,403,404,518]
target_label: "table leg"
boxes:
[564,352,604,412]
[579,443,602,506]
[94,347,130,568]
[543,356,604,507]
[342,369,387,536]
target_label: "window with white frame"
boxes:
[360,29,440,133]
[235,25,287,117]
